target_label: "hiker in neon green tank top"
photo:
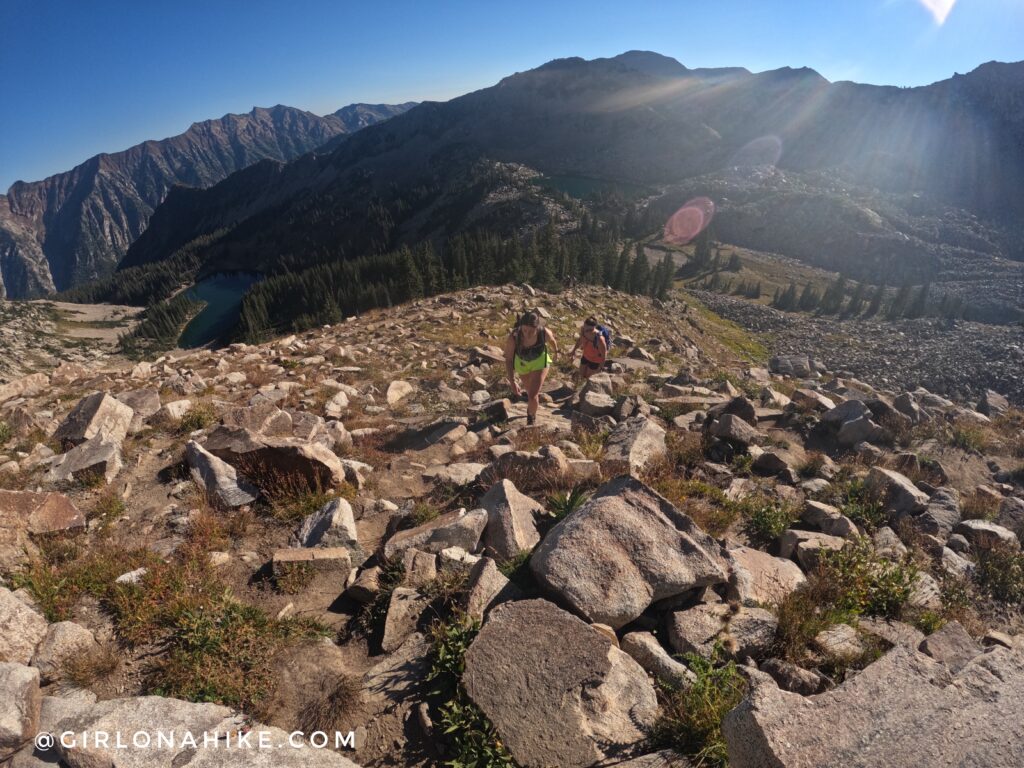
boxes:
[504,311,559,426]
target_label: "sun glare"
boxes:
[918,0,956,25]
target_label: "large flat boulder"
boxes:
[710,413,763,448]
[530,476,727,628]
[480,446,571,492]
[914,488,961,538]
[203,426,350,489]
[0,490,85,570]
[45,438,123,485]
[0,373,48,405]
[954,519,1020,551]
[723,645,1024,767]
[53,392,133,448]
[463,599,658,768]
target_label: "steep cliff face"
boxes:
[0,103,415,297]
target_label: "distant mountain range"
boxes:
[113,51,1024,323]
[0,102,415,297]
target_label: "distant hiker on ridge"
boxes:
[505,311,559,426]
[569,316,610,382]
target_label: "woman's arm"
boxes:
[504,334,520,395]
[569,331,583,356]
[546,328,559,359]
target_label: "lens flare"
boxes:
[918,0,956,25]
[663,197,715,245]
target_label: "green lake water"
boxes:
[178,273,260,348]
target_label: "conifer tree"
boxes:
[906,283,930,319]
[864,285,884,318]
[887,283,912,319]
[798,283,820,312]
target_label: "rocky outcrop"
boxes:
[186,440,259,508]
[382,508,487,560]
[530,476,727,628]
[463,599,658,767]
[603,417,667,475]
[45,438,123,485]
[723,645,1024,767]
[480,479,543,561]
[0,490,85,570]
[53,392,133,448]
[203,426,353,489]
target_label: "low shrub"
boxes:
[546,486,590,521]
[61,643,121,688]
[960,491,1000,521]
[976,544,1024,604]
[176,401,217,434]
[275,562,315,594]
[775,538,919,665]
[13,534,324,711]
[9,539,156,622]
[89,489,127,526]
[572,428,609,461]
[649,646,747,768]
[420,564,472,610]
[426,613,514,768]
[797,452,827,479]
[0,420,11,446]
[653,477,737,538]
[817,537,918,619]
[297,673,363,734]
[730,453,754,477]
[836,479,887,531]
[950,421,992,453]
[740,496,797,548]
[249,467,337,523]
[151,596,321,709]
[411,500,441,526]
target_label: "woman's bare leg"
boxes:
[524,367,548,422]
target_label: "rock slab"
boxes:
[531,476,726,628]
[463,599,658,768]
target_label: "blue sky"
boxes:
[2,0,1022,190]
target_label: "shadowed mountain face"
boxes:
[117,51,1024,322]
[0,102,416,297]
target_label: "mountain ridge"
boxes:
[116,52,1024,308]
[0,101,416,297]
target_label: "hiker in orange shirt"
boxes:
[569,316,609,383]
